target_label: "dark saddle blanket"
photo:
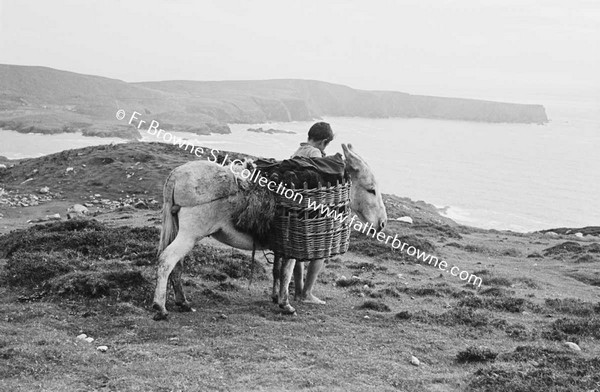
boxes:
[254,153,347,188]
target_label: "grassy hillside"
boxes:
[0,65,548,141]
[0,142,598,391]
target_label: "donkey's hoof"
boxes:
[152,303,169,321]
[153,312,169,321]
[176,302,194,312]
[279,304,296,315]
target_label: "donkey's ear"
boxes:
[342,143,362,172]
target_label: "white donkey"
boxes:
[152,144,387,320]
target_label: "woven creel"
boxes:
[271,180,352,261]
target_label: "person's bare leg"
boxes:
[300,258,326,304]
[293,260,304,300]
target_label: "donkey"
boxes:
[152,143,387,320]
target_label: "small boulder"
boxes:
[410,355,420,366]
[76,334,87,340]
[396,216,414,224]
[564,342,581,351]
[545,231,559,237]
[96,346,108,352]
[39,186,50,194]
[67,204,89,215]
[0,164,7,171]
[65,167,74,173]
[574,232,584,238]
[46,213,61,221]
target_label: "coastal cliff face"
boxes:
[0,65,548,139]
[138,78,548,124]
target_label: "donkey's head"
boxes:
[342,143,387,231]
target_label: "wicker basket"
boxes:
[271,180,352,261]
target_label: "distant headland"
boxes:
[0,64,548,140]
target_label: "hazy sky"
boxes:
[0,0,598,102]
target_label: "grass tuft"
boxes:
[357,300,391,312]
[456,346,498,363]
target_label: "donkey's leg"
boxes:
[278,258,297,314]
[271,255,282,303]
[170,260,193,312]
[293,261,304,300]
[153,233,196,320]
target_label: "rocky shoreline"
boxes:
[247,127,296,134]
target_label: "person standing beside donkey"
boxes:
[289,121,335,304]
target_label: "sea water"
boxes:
[2,96,598,232]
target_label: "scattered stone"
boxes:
[76,334,87,340]
[46,213,61,221]
[410,355,420,366]
[84,337,94,343]
[574,232,584,238]
[84,203,94,207]
[39,186,50,194]
[68,204,89,215]
[219,314,228,319]
[564,342,581,351]
[65,167,74,173]
[1,189,56,207]
[0,164,7,171]
[545,231,559,237]
[396,216,414,224]
[134,200,148,209]
[363,315,370,319]
[96,346,108,352]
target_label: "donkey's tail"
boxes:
[158,170,180,257]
